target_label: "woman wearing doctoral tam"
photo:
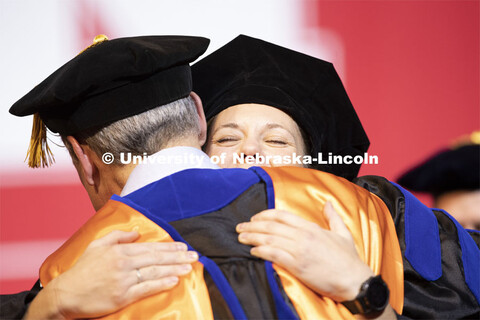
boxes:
[193,35,369,181]
[192,35,480,319]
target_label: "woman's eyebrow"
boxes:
[264,123,295,137]
[266,123,286,130]
[212,122,239,135]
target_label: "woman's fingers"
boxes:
[249,245,296,270]
[139,264,193,280]
[324,201,354,242]
[124,276,180,304]
[120,241,188,256]
[129,250,198,270]
[134,264,193,285]
[89,230,140,247]
[240,202,354,245]
[250,209,319,230]
[237,219,301,241]
[238,230,298,255]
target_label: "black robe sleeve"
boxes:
[355,176,480,319]
[0,280,41,320]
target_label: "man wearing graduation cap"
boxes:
[3,35,213,319]
[4,35,406,319]
[398,132,480,230]
[192,35,480,319]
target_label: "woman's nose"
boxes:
[240,137,262,158]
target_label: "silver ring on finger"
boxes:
[136,268,143,284]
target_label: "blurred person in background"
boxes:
[398,131,480,231]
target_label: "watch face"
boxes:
[366,277,389,310]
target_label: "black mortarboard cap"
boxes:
[192,35,369,180]
[398,136,480,197]
[10,35,210,167]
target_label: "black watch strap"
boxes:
[341,275,390,316]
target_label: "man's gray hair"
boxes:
[62,96,199,165]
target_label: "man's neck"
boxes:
[89,138,204,210]
[120,146,218,196]
[112,139,202,189]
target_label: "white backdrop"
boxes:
[0,0,340,175]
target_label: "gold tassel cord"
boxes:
[24,35,108,168]
[77,34,109,55]
[25,113,55,168]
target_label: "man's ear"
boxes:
[190,91,207,145]
[66,136,95,186]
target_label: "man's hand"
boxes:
[25,230,198,319]
[236,202,374,302]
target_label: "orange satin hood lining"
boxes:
[40,200,214,320]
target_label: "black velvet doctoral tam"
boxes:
[192,35,370,181]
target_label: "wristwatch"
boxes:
[341,275,390,316]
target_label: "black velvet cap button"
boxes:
[192,35,369,180]
[10,35,210,135]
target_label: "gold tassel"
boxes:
[25,34,108,168]
[25,113,55,168]
[24,35,108,168]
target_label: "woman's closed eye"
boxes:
[214,136,240,145]
[265,139,288,145]
[264,135,292,147]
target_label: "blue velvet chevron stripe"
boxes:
[249,167,275,209]
[124,168,260,222]
[111,194,192,248]
[200,256,248,319]
[253,167,299,318]
[264,262,299,319]
[389,182,442,280]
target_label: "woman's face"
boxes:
[205,104,306,168]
